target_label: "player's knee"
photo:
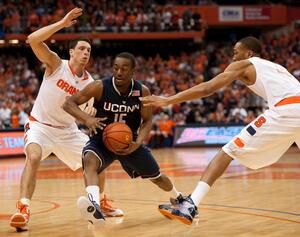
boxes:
[26,152,42,165]
[82,152,101,171]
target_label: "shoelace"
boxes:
[88,193,99,207]
[16,201,30,216]
[101,195,114,208]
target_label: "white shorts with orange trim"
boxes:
[24,120,89,171]
[223,104,300,169]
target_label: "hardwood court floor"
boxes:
[0,147,299,237]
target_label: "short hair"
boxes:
[238,36,262,56]
[115,52,136,69]
[69,38,91,49]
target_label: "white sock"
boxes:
[86,186,100,205]
[190,181,210,206]
[20,198,30,206]
[169,186,181,199]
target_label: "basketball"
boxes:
[103,122,133,153]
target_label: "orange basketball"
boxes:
[103,122,133,153]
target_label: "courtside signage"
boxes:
[0,131,24,156]
[174,125,243,147]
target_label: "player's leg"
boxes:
[149,174,182,203]
[77,150,105,224]
[10,143,42,231]
[53,130,103,219]
[54,128,124,217]
[161,111,296,225]
[20,143,43,199]
[159,150,232,225]
[10,122,52,231]
[77,138,115,224]
[119,145,182,201]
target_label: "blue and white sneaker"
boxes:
[77,194,105,225]
[158,195,198,225]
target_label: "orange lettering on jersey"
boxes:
[56,79,79,95]
[62,81,70,91]
[57,79,64,87]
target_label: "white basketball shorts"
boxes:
[223,104,300,169]
[24,120,89,171]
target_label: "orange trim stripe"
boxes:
[68,61,89,81]
[29,115,66,129]
[275,96,300,107]
[29,115,38,122]
[234,138,244,148]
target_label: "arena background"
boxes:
[1,0,299,155]
[0,2,300,236]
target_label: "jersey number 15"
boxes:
[114,113,127,123]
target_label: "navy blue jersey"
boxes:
[93,77,142,140]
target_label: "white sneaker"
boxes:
[10,201,30,231]
[77,195,105,225]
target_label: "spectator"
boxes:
[158,114,176,147]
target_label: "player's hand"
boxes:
[61,7,83,28]
[85,117,107,135]
[115,142,141,155]
[139,95,169,107]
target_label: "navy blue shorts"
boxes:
[82,137,160,179]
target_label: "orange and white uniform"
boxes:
[223,57,300,169]
[24,60,93,170]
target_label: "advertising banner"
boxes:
[244,7,271,20]
[219,6,243,22]
[0,131,24,156]
[174,125,243,147]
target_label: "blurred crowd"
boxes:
[0,28,299,147]
[0,0,203,34]
[2,0,297,36]
[1,0,298,35]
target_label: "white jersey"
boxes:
[247,57,300,109]
[223,57,300,170]
[31,60,93,127]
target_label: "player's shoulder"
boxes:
[139,82,151,96]
[60,59,69,69]
[227,59,254,74]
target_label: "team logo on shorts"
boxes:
[246,125,256,136]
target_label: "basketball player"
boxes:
[140,36,300,225]
[10,8,122,231]
[63,52,183,224]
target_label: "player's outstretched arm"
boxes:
[63,81,106,134]
[140,60,251,107]
[27,8,83,76]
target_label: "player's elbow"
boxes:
[62,97,72,113]
[27,33,40,46]
[27,34,35,45]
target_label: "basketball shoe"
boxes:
[100,194,124,217]
[10,201,30,231]
[170,193,184,205]
[158,195,198,225]
[77,194,105,225]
